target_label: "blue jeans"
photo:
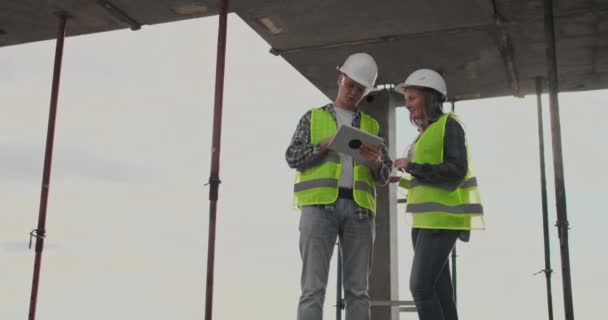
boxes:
[410,228,459,320]
[297,199,375,320]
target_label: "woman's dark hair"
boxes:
[410,87,445,129]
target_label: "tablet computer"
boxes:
[328,125,384,163]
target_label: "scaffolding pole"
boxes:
[28,12,68,320]
[542,0,575,319]
[204,0,229,319]
[450,100,458,306]
[535,77,555,320]
[336,243,344,320]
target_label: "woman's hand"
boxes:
[394,157,410,172]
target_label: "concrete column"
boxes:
[358,90,400,320]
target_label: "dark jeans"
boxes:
[410,228,459,320]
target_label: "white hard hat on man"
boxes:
[337,52,378,89]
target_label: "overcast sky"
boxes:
[1,14,607,320]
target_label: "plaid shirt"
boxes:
[285,103,393,217]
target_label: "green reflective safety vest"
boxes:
[400,113,485,230]
[294,107,380,213]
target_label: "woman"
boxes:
[393,69,484,320]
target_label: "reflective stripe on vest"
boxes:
[405,113,485,230]
[407,203,483,214]
[294,106,380,213]
[294,178,339,192]
[294,179,375,197]
[409,176,478,191]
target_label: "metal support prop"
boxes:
[336,243,344,320]
[542,0,575,319]
[204,0,229,319]
[450,100,458,306]
[535,77,555,320]
[28,12,68,320]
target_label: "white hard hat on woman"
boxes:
[394,69,447,100]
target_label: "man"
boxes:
[285,52,393,320]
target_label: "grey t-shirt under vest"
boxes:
[333,107,355,189]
